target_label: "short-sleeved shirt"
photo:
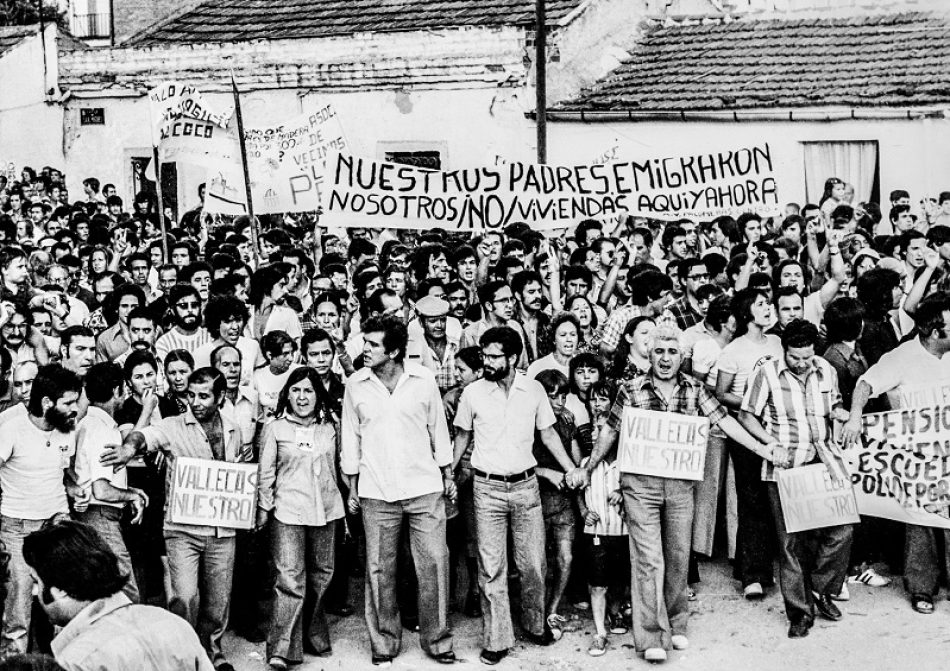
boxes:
[716,333,783,400]
[0,413,75,520]
[859,337,950,409]
[455,373,557,475]
[75,406,127,508]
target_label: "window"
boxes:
[70,0,112,40]
[802,141,880,205]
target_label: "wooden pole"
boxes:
[230,73,261,268]
[151,147,170,261]
[535,0,547,164]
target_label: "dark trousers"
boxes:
[728,439,775,587]
[766,483,853,624]
[904,525,950,597]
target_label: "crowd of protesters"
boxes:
[0,165,949,669]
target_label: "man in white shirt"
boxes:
[0,364,87,656]
[155,285,211,361]
[74,362,148,602]
[341,315,456,667]
[453,326,586,666]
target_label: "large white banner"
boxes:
[319,142,781,229]
[204,104,348,215]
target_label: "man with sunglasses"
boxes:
[667,259,710,331]
[155,285,212,362]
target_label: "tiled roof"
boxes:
[126,0,584,46]
[0,25,37,56]
[555,13,950,112]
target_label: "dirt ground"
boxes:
[225,557,950,671]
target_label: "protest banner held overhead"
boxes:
[618,408,709,481]
[204,104,348,215]
[777,463,860,533]
[167,457,258,530]
[148,81,236,167]
[319,143,781,230]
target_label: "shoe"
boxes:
[849,567,891,587]
[326,603,354,617]
[267,658,289,671]
[546,613,565,641]
[464,591,482,618]
[479,649,508,665]
[607,612,628,635]
[788,620,810,638]
[372,655,393,667]
[588,634,608,657]
[743,582,764,600]
[912,594,935,614]
[574,600,590,611]
[671,635,689,650]
[216,665,235,671]
[831,584,850,602]
[814,593,843,621]
[524,627,556,646]
[430,651,457,664]
[644,648,667,663]
[622,601,632,617]
[687,587,697,601]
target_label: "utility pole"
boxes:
[535,0,547,164]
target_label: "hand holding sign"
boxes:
[840,416,863,449]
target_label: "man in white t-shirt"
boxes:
[74,362,148,602]
[155,285,211,361]
[0,364,87,656]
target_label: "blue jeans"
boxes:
[0,516,48,655]
[268,519,336,662]
[165,530,236,668]
[621,474,694,652]
[361,492,453,659]
[473,475,546,652]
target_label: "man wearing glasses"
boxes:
[155,285,212,362]
[667,259,710,331]
[460,280,528,369]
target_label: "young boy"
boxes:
[533,369,583,640]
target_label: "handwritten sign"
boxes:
[777,463,860,533]
[167,457,258,530]
[618,408,708,481]
[205,104,348,215]
[319,143,780,230]
[148,81,235,167]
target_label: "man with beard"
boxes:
[512,271,551,364]
[0,306,50,366]
[102,367,248,671]
[59,326,96,380]
[155,285,212,361]
[341,316,456,667]
[0,364,88,656]
[452,327,587,666]
[194,295,264,388]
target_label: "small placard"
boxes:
[80,108,105,125]
[167,457,258,530]
[777,463,860,533]
[618,408,708,481]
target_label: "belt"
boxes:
[474,467,535,483]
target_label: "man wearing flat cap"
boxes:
[412,295,460,393]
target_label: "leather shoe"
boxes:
[815,593,843,621]
[787,620,810,638]
[523,627,555,646]
[430,651,456,664]
[479,649,508,665]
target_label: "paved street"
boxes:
[226,557,950,671]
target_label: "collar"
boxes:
[631,371,698,394]
[85,405,117,429]
[183,409,237,436]
[773,355,827,380]
[52,593,131,657]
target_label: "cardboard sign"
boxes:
[777,463,860,533]
[618,408,709,481]
[319,143,780,229]
[167,457,258,530]
[148,81,235,167]
[205,104,348,215]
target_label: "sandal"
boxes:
[912,594,934,614]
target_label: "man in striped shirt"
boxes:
[155,285,212,361]
[739,319,853,639]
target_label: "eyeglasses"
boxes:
[176,301,200,310]
[688,273,710,281]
